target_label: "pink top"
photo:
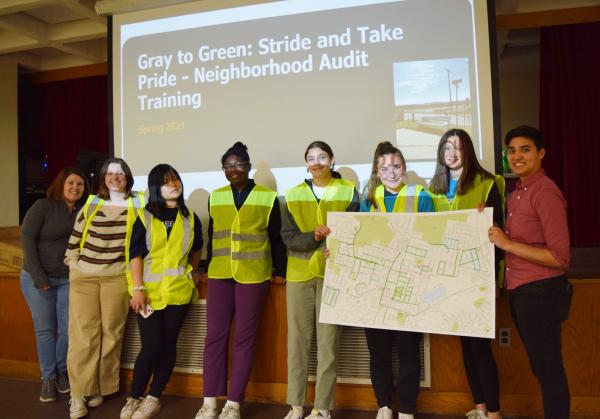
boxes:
[505,169,570,290]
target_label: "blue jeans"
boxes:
[20,270,69,380]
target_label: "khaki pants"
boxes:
[67,270,129,397]
[286,278,341,410]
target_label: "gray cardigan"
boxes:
[21,198,80,288]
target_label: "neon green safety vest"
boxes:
[136,209,197,309]
[208,184,277,283]
[429,173,505,212]
[429,173,506,285]
[285,178,355,282]
[371,184,424,213]
[80,192,145,276]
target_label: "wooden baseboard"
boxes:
[0,359,40,379]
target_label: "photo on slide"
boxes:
[393,57,472,161]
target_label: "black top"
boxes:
[21,198,82,288]
[206,179,287,277]
[129,207,203,260]
[486,182,505,271]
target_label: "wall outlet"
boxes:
[498,327,511,347]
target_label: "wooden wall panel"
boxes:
[496,6,600,30]
[0,275,37,364]
[251,283,288,384]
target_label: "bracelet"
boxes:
[132,285,146,292]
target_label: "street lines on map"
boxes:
[321,209,495,338]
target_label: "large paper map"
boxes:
[320,208,495,338]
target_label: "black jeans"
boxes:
[131,304,189,398]
[460,336,500,412]
[364,328,421,414]
[509,275,572,419]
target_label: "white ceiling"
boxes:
[0,0,597,72]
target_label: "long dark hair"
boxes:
[96,157,135,199]
[304,140,341,179]
[429,129,493,195]
[366,141,406,209]
[46,166,90,206]
[146,164,190,220]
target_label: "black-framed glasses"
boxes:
[222,161,248,172]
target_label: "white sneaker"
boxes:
[196,404,218,419]
[376,406,393,419]
[398,413,415,419]
[132,395,161,419]
[120,397,142,419]
[304,409,331,419]
[87,394,104,407]
[283,406,304,419]
[466,410,487,419]
[219,405,241,419]
[69,397,88,419]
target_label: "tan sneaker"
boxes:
[69,397,88,419]
[466,410,487,419]
[304,410,331,419]
[132,395,161,419]
[87,394,104,407]
[120,397,142,419]
[196,404,218,419]
[219,405,241,419]
[283,406,304,419]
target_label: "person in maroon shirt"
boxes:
[489,125,572,419]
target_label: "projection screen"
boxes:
[112,0,496,235]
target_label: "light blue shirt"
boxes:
[360,188,435,213]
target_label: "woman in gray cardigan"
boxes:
[20,167,89,403]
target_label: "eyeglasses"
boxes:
[222,162,247,172]
[306,155,330,165]
[377,164,403,176]
[442,144,462,153]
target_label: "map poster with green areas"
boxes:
[321,208,495,338]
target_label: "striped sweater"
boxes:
[65,204,130,277]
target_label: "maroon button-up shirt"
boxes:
[505,169,570,290]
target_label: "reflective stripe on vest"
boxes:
[285,178,355,282]
[371,184,422,213]
[80,192,145,274]
[430,173,498,212]
[208,184,276,283]
[137,209,196,309]
[429,174,506,287]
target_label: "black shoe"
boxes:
[56,371,70,394]
[40,379,57,402]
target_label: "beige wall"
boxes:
[0,59,19,226]
[498,46,540,138]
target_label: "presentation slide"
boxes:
[113,0,495,202]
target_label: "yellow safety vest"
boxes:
[208,184,277,283]
[80,192,145,276]
[285,178,355,282]
[371,184,424,213]
[429,173,506,286]
[430,173,505,212]
[135,209,197,310]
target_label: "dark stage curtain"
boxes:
[21,75,108,184]
[539,22,600,246]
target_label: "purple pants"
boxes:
[202,278,269,401]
